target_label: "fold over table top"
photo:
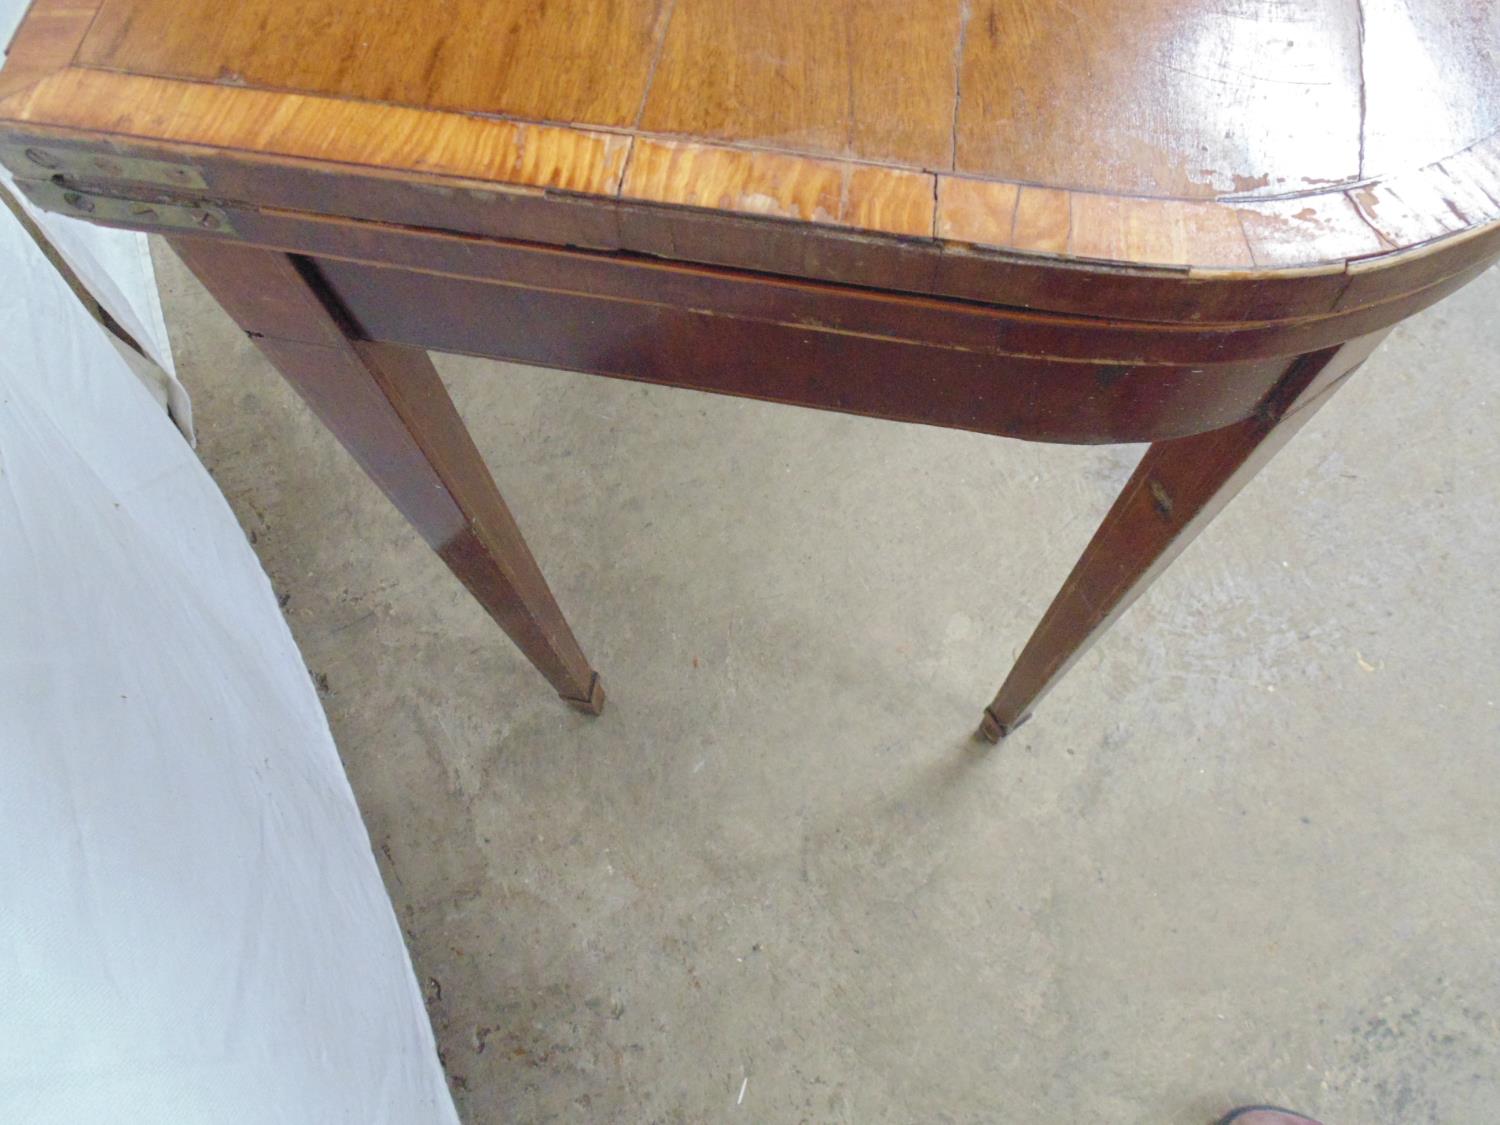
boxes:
[3,0,1499,319]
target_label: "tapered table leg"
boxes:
[169,238,604,715]
[979,334,1388,742]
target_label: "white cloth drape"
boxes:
[2,0,190,437]
[1,9,459,1118]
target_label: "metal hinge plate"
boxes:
[12,177,233,234]
[0,142,208,190]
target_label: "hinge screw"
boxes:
[62,191,95,213]
[24,147,60,169]
[195,211,222,230]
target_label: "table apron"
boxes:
[186,202,1493,366]
[307,253,1295,445]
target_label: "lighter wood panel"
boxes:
[937,177,1019,246]
[1010,188,1071,255]
[956,0,1364,198]
[0,69,633,195]
[1070,195,1254,268]
[1350,174,1484,249]
[1234,194,1395,266]
[78,0,668,127]
[939,177,1254,267]
[1437,146,1500,219]
[625,138,842,224]
[0,0,99,100]
[637,0,961,167]
[844,165,938,238]
[622,137,935,237]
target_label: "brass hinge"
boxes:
[10,176,234,234]
[0,142,208,190]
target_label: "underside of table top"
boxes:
[3,0,1499,306]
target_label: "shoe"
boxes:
[1217,1108,1322,1125]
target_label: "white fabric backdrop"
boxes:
[2,0,191,436]
[1,9,460,1119]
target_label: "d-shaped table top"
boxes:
[3,0,1499,321]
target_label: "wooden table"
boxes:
[4,0,1496,740]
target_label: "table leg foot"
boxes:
[978,708,1029,744]
[562,674,606,716]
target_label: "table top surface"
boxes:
[3,0,1499,277]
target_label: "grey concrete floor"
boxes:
[154,243,1500,1125]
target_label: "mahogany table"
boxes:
[4,0,1496,740]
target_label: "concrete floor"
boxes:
[155,243,1500,1125]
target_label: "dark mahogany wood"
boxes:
[167,238,605,714]
[310,255,1292,445]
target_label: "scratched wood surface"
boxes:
[3,0,1499,280]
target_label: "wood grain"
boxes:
[78,0,668,128]
[0,0,100,100]
[1,68,633,196]
[639,0,960,167]
[1010,187,1071,255]
[1234,193,1396,266]
[622,137,935,236]
[956,0,1363,197]
[1069,194,1255,269]
[60,0,1500,203]
[936,177,1019,248]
